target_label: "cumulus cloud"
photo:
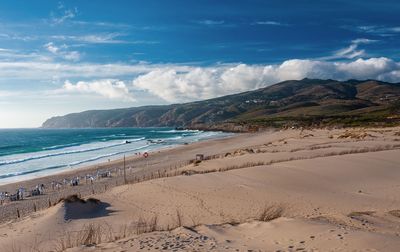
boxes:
[132,58,400,102]
[44,42,80,61]
[59,79,135,101]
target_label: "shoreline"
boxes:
[0,129,233,187]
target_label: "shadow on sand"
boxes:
[61,195,116,220]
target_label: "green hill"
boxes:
[42,79,400,130]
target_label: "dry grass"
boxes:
[8,242,21,252]
[135,215,159,234]
[256,205,284,222]
[337,131,374,139]
[54,223,112,251]
[388,210,400,218]
[54,216,161,251]
[181,144,400,176]
[20,203,286,251]
[348,211,375,218]
[188,214,200,227]
[226,219,241,226]
[290,145,333,152]
[221,161,266,172]
[175,209,183,227]
[59,194,100,204]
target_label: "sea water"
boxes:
[0,128,230,185]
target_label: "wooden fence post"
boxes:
[123,155,127,184]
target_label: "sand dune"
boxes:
[1,127,400,251]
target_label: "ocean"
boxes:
[0,128,230,185]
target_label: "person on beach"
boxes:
[0,192,5,205]
[56,182,62,190]
[17,188,24,200]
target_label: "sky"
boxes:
[0,0,400,128]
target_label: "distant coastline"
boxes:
[41,79,400,130]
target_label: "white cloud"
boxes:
[0,53,399,104]
[70,20,131,29]
[334,44,365,59]
[51,33,157,45]
[0,61,184,80]
[351,38,378,44]
[62,51,80,61]
[52,33,128,44]
[253,21,287,26]
[387,27,400,33]
[0,90,21,97]
[336,57,398,80]
[0,48,51,61]
[355,25,400,36]
[58,79,135,101]
[196,20,225,25]
[0,32,38,41]
[44,42,80,61]
[321,38,378,60]
[132,58,400,102]
[1,56,399,89]
[51,6,78,25]
[45,42,59,54]
[78,34,124,44]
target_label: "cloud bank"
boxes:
[1,57,399,103]
[132,57,400,102]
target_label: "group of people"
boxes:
[0,169,114,205]
[0,184,45,203]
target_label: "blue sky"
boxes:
[0,0,400,127]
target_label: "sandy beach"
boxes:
[1,127,400,251]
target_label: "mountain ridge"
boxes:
[42,79,400,130]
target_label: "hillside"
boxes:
[42,79,400,130]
